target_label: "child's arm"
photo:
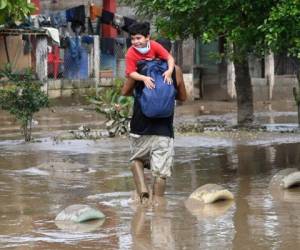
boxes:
[129,72,155,89]
[152,41,175,84]
[126,49,155,89]
[162,54,175,84]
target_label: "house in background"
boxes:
[193,38,299,101]
[6,1,297,102]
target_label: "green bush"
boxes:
[0,0,35,26]
[0,67,49,141]
[89,78,133,136]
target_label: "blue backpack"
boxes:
[136,60,177,118]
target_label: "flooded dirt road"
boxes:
[0,133,300,250]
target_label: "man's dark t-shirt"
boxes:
[130,70,177,138]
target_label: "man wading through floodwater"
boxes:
[122,23,187,204]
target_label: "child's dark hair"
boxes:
[156,38,172,52]
[128,22,150,37]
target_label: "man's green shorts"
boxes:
[129,134,174,177]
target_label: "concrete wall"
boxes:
[47,78,114,98]
[201,75,298,102]
[253,75,297,101]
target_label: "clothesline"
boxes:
[0,28,47,36]
[40,4,137,33]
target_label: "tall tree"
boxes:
[122,0,300,125]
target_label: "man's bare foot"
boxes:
[152,195,167,208]
[140,192,150,205]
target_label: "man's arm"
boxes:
[175,65,187,101]
[121,77,136,96]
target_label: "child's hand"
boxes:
[162,70,173,84]
[142,76,155,89]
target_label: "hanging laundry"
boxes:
[38,15,51,27]
[113,13,124,30]
[90,4,102,21]
[43,27,60,45]
[64,36,89,79]
[71,20,86,34]
[82,35,94,44]
[68,36,82,65]
[66,5,86,26]
[122,17,137,32]
[50,10,67,28]
[100,10,114,25]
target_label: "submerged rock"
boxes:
[188,184,234,204]
[55,204,105,223]
[38,160,89,173]
[270,168,300,189]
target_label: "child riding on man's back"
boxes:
[125,22,175,89]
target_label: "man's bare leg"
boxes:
[131,160,149,204]
[153,176,166,197]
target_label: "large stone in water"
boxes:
[270,168,300,189]
[189,184,234,204]
[282,172,300,188]
[55,204,105,223]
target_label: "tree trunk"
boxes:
[265,53,275,100]
[233,57,254,126]
[226,42,236,99]
[297,104,300,126]
[173,40,183,68]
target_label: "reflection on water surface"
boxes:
[0,135,300,249]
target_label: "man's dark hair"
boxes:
[156,38,172,52]
[128,22,150,37]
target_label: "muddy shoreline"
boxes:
[0,99,299,140]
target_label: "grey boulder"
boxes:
[270,168,300,189]
[188,184,234,204]
[55,204,105,223]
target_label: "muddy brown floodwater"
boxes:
[0,132,300,250]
